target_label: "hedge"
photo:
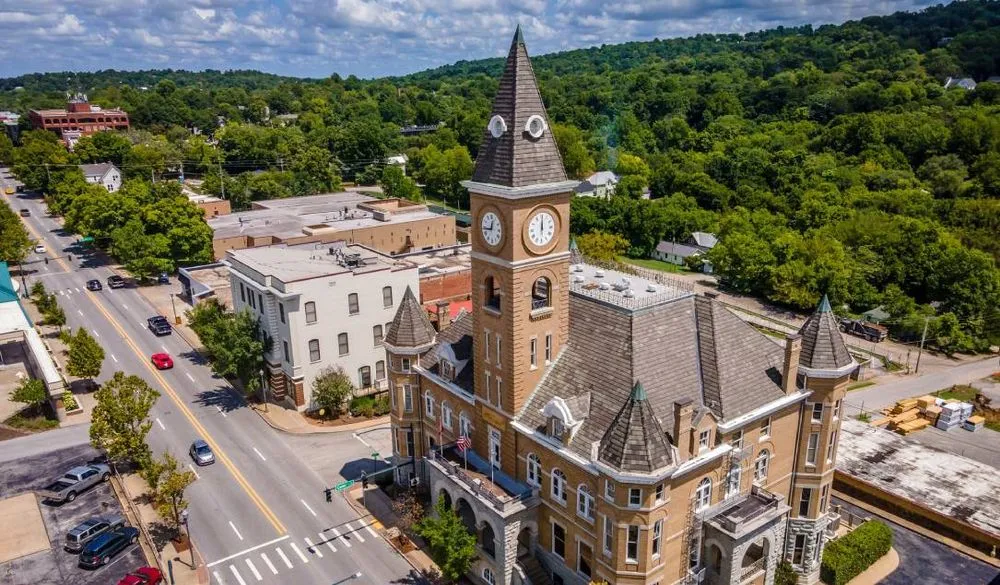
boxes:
[349,394,390,418]
[821,519,893,585]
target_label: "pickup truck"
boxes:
[39,464,111,503]
[147,316,172,336]
[838,317,888,342]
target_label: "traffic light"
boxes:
[361,471,369,489]
[325,488,332,502]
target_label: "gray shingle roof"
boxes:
[655,240,702,258]
[517,291,787,468]
[384,286,436,348]
[421,311,474,393]
[598,381,673,473]
[78,162,116,179]
[471,26,568,188]
[690,232,718,250]
[798,295,854,371]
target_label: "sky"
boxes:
[0,0,944,80]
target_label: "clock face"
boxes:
[528,211,556,247]
[481,211,503,247]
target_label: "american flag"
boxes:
[456,435,471,452]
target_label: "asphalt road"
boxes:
[843,356,999,415]
[3,179,416,585]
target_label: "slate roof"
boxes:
[78,162,116,179]
[655,240,702,258]
[384,286,437,348]
[598,382,674,473]
[471,26,568,188]
[797,295,854,371]
[421,310,474,393]
[517,290,787,464]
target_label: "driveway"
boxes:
[833,498,1000,585]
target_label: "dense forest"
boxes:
[2,0,1000,350]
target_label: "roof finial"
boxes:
[818,294,832,314]
[630,380,647,401]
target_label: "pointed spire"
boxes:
[384,286,437,349]
[569,236,584,265]
[630,380,647,401]
[599,380,673,473]
[818,294,832,313]
[797,293,854,372]
[469,27,569,190]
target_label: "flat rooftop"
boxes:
[569,262,693,310]
[209,192,445,241]
[837,418,1000,541]
[227,242,411,284]
[395,244,471,276]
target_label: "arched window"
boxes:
[695,477,712,511]
[482,567,496,585]
[577,484,595,521]
[484,275,501,311]
[358,366,371,388]
[526,453,541,487]
[551,469,567,504]
[382,286,393,308]
[754,449,770,484]
[531,277,551,309]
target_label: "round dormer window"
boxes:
[525,115,547,138]
[488,115,507,138]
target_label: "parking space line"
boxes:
[229,564,247,585]
[304,537,323,558]
[332,527,350,548]
[260,552,278,575]
[300,499,316,516]
[213,570,224,584]
[230,520,244,541]
[320,532,336,553]
[188,464,200,479]
[253,447,266,461]
[275,547,293,569]
[346,521,365,543]
[206,535,290,568]
[156,418,165,430]
[289,541,309,563]
[245,558,262,581]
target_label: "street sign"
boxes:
[334,480,354,492]
[371,452,379,460]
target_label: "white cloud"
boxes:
[0,0,944,78]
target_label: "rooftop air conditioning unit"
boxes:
[647,284,658,293]
[598,282,611,291]
[573,265,584,273]
[594,270,605,278]
[572,275,585,284]
[623,289,635,298]
[621,277,630,287]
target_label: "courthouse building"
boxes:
[385,27,855,585]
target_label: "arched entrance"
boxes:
[438,488,452,511]
[517,526,535,559]
[740,537,769,583]
[480,521,497,558]
[455,497,477,533]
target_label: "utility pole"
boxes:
[44,163,50,187]
[219,162,225,200]
[151,169,155,184]
[914,317,930,374]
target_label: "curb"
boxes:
[341,487,433,583]
[251,405,389,435]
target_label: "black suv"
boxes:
[78,526,139,569]
[107,275,126,289]
[147,316,172,336]
[86,279,102,291]
[19,208,29,217]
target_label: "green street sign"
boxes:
[371,452,380,460]
[334,480,354,492]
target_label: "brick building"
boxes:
[29,95,129,145]
[384,28,856,585]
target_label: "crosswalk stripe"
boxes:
[332,527,351,548]
[289,541,309,563]
[320,532,337,553]
[364,522,379,539]
[260,553,278,575]
[213,570,224,584]
[275,547,293,569]
[304,537,323,558]
[245,559,262,581]
[346,521,365,543]
[229,565,247,585]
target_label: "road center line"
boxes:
[77,309,83,316]
[161,344,168,353]
[289,542,309,563]
[111,354,118,363]
[259,552,277,575]
[303,537,323,558]
[274,547,293,569]
[229,521,244,541]
[91,329,100,338]
[244,558,262,581]
[206,535,290,568]
[156,418,165,430]
[229,564,247,585]
[252,447,266,461]
[300,499,317,517]
[187,464,200,479]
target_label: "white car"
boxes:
[34,244,46,254]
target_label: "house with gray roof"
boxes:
[574,171,619,199]
[78,162,121,193]
[944,76,977,90]
[652,231,719,272]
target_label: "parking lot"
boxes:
[0,443,145,585]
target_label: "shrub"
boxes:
[373,395,390,416]
[350,395,375,418]
[62,391,79,411]
[313,366,353,416]
[774,561,797,585]
[821,520,893,585]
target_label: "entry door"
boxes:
[489,427,501,468]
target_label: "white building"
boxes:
[79,163,122,193]
[227,242,419,411]
[574,170,618,198]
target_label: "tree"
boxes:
[312,366,354,416]
[110,219,173,281]
[9,377,46,408]
[390,488,425,533]
[417,145,473,209]
[290,146,342,195]
[380,165,421,201]
[0,200,33,263]
[553,123,595,179]
[576,230,629,262]
[151,453,196,531]
[415,499,477,583]
[187,303,266,396]
[89,372,160,467]
[66,327,105,381]
[43,301,66,330]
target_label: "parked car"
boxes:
[33,244,46,254]
[19,208,30,217]
[189,439,215,466]
[117,567,163,585]
[65,514,125,553]
[107,275,126,289]
[86,279,103,291]
[157,272,170,284]
[147,316,172,336]
[150,353,173,370]
[838,317,888,342]
[38,464,111,503]
[78,526,139,569]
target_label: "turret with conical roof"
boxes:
[384,286,436,353]
[598,381,674,474]
[797,294,855,375]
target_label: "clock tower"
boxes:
[463,26,578,476]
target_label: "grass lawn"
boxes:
[847,381,876,391]
[618,256,689,273]
[4,413,59,431]
[935,384,978,402]
[987,421,1000,433]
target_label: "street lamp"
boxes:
[259,368,268,412]
[180,509,195,568]
[170,293,179,325]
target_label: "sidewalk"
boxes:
[343,484,439,579]
[254,402,389,434]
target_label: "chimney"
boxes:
[436,300,451,330]
[703,291,719,299]
[673,399,694,460]
[783,334,802,394]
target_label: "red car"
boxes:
[117,567,162,585]
[150,353,173,370]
